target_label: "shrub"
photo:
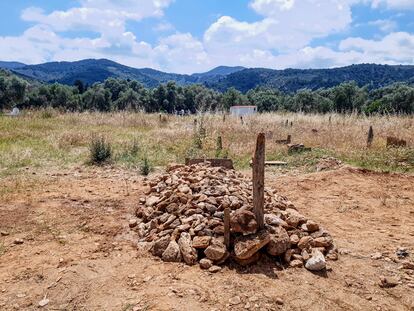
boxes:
[89,135,112,165]
[140,157,152,176]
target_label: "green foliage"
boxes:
[0,70,28,110]
[2,68,414,115]
[89,135,112,165]
[140,157,152,176]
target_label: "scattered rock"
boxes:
[275,298,284,305]
[305,249,326,271]
[208,266,222,273]
[371,252,382,260]
[229,296,241,305]
[290,259,303,268]
[0,231,9,236]
[401,261,414,270]
[38,298,49,307]
[199,258,213,269]
[13,238,24,245]
[379,276,399,288]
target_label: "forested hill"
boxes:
[1,59,414,92]
[3,59,245,88]
[206,64,414,93]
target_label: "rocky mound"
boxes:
[132,163,338,271]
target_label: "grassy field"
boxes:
[0,110,413,178]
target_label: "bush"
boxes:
[140,157,152,176]
[89,135,112,165]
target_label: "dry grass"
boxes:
[0,111,413,178]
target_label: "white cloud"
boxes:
[205,0,354,54]
[371,0,414,9]
[0,0,413,73]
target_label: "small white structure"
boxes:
[10,107,20,116]
[230,105,257,116]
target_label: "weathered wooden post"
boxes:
[253,133,265,229]
[224,208,230,249]
[367,126,374,148]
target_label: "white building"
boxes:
[230,106,257,116]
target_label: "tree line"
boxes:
[1,69,413,114]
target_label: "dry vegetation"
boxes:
[1,111,413,179]
[1,111,414,310]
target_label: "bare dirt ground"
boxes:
[1,166,413,311]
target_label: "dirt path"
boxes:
[0,166,413,311]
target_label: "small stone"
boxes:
[298,236,313,249]
[290,259,303,268]
[38,298,49,307]
[13,238,24,245]
[379,276,399,288]
[208,266,222,273]
[146,196,160,207]
[401,261,414,270]
[312,236,332,248]
[370,252,382,260]
[264,214,287,227]
[199,258,213,269]
[305,249,326,271]
[129,219,138,228]
[289,234,299,245]
[229,296,241,305]
[275,298,284,305]
[1,231,9,236]
[305,220,319,232]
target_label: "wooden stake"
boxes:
[253,133,265,229]
[224,208,230,249]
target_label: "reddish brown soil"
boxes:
[0,166,413,311]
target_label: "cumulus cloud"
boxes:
[0,0,413,73]
[205,0,353,53]
[371,0,414,9]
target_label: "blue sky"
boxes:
[0,0,413,73]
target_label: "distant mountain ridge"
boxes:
[1,59,413,92]
[0,61,26,70]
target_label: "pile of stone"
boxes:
[132,163,337,271]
